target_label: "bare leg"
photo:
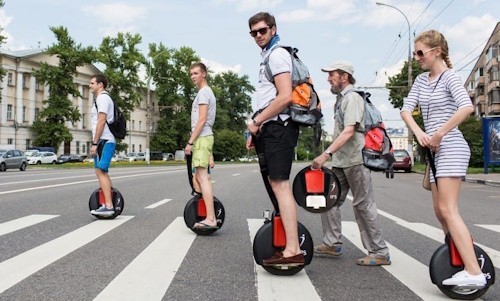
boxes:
[269,178,301,258]
[95,168,113,208]
[433,177,482,275]
[194,167,217,227]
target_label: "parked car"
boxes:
[162,153,174,161]
[150,151,163,161]
[24,149,40,160]
[0,149,27,171]
[393,149,412,173]
[57,154,84,164]
[125,152,146,162]
[27,151,58,165]
[111,155,127,162]
[238,155,258,162]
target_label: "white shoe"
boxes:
[442,270,486,288]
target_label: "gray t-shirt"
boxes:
[332,84,365,168]
[191,86,216,137]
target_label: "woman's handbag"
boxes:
[422,163,431,190]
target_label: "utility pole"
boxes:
[376,2,414,161]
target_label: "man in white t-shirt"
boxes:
[89,74,116,217]
[246,12,303,267]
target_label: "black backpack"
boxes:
[94,92,127,139]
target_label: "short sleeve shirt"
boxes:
[191,86,216,137]
[91,91,115,142]
[332,84,365,168]
[253,45,292,122]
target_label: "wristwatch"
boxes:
[92,142,98,146]
[252,118,260,126]
[324,149,333,158]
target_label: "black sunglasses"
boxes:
[249,26,271,37]
[413,47,437,58]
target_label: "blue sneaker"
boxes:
[91,205,114,217]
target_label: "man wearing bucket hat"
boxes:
[311,60,391,266]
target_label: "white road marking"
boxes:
[342,221,449,301]
[0,214,58,237]
[0,216,134,294]
[476,224,500,234]
[247,219,321,301]
[145,199,172,209]
[93,217,196,301]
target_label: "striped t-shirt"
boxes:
[402,69,473,179]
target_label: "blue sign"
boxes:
[482,116,500,173]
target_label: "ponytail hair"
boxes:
[415,30,452,68]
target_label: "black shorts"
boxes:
[254,120,299,180]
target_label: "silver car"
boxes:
[0,149,28,171]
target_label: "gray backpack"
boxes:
[263,46,323,126]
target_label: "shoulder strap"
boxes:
[262,45,293,83]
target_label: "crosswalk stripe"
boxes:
[342,221,450,300]
[0,215,134,294]
[377,210,500,268]
[0,214,58,237]
[476,224,500,234]
[247,219,321,301]
[94,217,196,301]
[145,199,172,209]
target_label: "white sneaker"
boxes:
[442,270,486,288]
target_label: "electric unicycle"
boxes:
[88,187,124,219]
[430,235,495,300]
[183,154,225,235]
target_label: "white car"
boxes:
[126,152,146,162]
[27,151,58,165]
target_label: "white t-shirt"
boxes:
[253,45,292,122]
[91,91,116,142]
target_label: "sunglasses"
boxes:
[249,26,271,37]
[413,47,437,58]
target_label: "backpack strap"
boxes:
[94,91,114,125]
[262,45,292,84]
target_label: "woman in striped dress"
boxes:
[401,30,486,288]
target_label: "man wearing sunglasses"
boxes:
[246,12,303,267]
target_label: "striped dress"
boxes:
[402,69,473,181]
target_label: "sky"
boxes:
[0,0,498,135]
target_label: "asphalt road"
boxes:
[0,163,498,301]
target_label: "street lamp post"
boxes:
[376,2,414,161]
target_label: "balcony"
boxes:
[476,94,486,105]
[474,76,485,88]
[487,103,500,115]
[487,80,499,92]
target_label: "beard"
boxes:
[330,85,342,95]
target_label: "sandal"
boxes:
[356,255,391,266]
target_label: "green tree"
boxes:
[96,32,145,151]
[213,129,246,161]
[31,26,94,149]
[149,44,199,153]
[459,117,483,167]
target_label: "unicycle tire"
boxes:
[89,188,124,219]
[430,243,495,300]
[253,220,313,276]
[183,195,225,235]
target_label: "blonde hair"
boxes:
[415,30,452,68]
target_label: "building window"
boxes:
[82,113,86,129]
[7,138,13,145]
[7,72,14,86]
[132,144,135,152]
[82,144,86,154]
[132,120,135,131]
[22,106,27,122]
[22,74,30,89]
[26,139,31,149]
[489,89,500,105]
[488,65,499,82]
[35,79,44,91]
[139,121,142,131]
[82,86,89,98]
[474,67,483,81]
[76,141,80,154]
[486,43,498,62]
[34,108,40,120]
[139,144,142,152]
[7,104,13,120]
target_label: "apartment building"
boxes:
[0,49,156,155]
[465,22,500,117]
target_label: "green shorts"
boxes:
[192,135,214,168]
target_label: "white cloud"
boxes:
[213,0,283,12]
[372,60,405,87]
[0,9,14,47]
[279,9,315,23]
[82,2,147,36]
[278,0,357,23]
[202,58,242,75]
